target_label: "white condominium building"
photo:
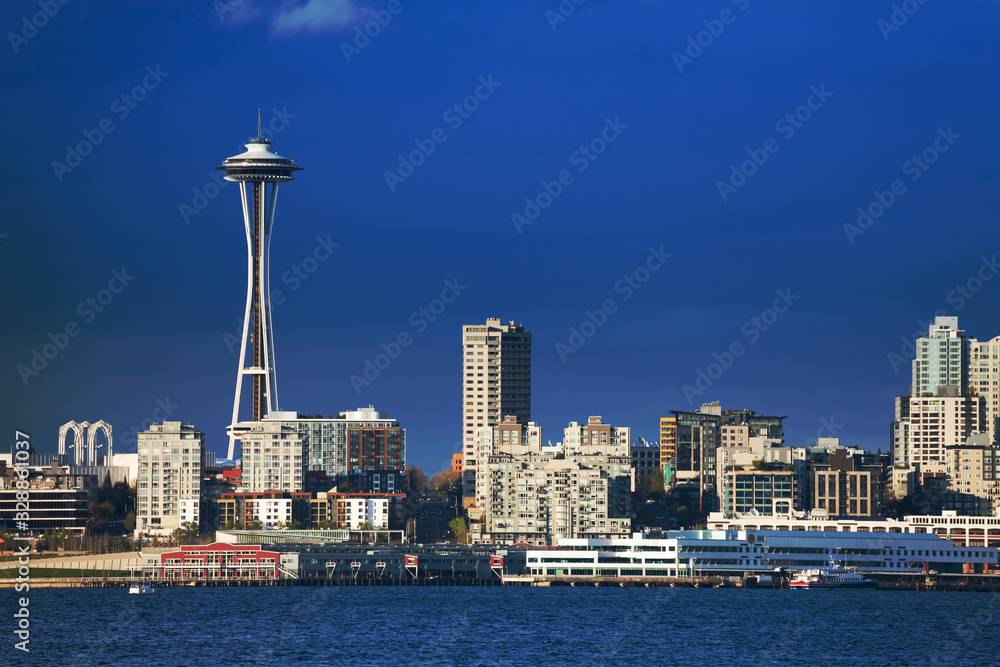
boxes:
[136,422,205,538]
[911,316,971,397]
[238,420,305,493]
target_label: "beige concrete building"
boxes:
[944,442,1000,515]
[237,420,305,493]
[812,469,874,517]
[906,388,984,466]
[136,422,205,538]
[473,452,632,546]
[461,318,531,505]
[563,416,630,456]
[470,415,631,545]
[971,336,1000,443]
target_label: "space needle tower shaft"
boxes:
[218,112,302,460]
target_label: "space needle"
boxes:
[219,113,302,460]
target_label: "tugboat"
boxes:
[789,560,876,589]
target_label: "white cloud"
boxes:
[271,0,360,35]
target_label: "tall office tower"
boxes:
[910,316,972,398]
[971,336,1000,443]
[135,422,205,538]
[219,115,302,460]
[461,318,531,505]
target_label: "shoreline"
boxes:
[9,572,1000,592]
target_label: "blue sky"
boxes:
[3,0,1000,472]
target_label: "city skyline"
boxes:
[5,1,1000,473]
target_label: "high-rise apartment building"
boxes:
[905,386,984,466]
[461,318,531,504]
[136,422,205,538]
[910,316,972,397]
[239,421,305,493]
[971,336,1000,443]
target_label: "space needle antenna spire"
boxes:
[218,113,303,460]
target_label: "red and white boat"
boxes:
[789,562,876,589]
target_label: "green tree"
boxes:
[675,505,692,528]
[449,517,468,545]
[649,469,666,499]
[124,511,136,532]
[172,521,199,545]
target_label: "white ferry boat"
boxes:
[789,563,876,589]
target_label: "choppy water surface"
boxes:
[9,586,1000,666]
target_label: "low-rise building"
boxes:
[218,490,311,528]
[630,441,660,493]
[148,542,282,580]
[330,492,406,529]
[525,528,999,577]
[719,466,799,516]
[0,488,88,533]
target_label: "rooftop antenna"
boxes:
[257,108,262,139]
